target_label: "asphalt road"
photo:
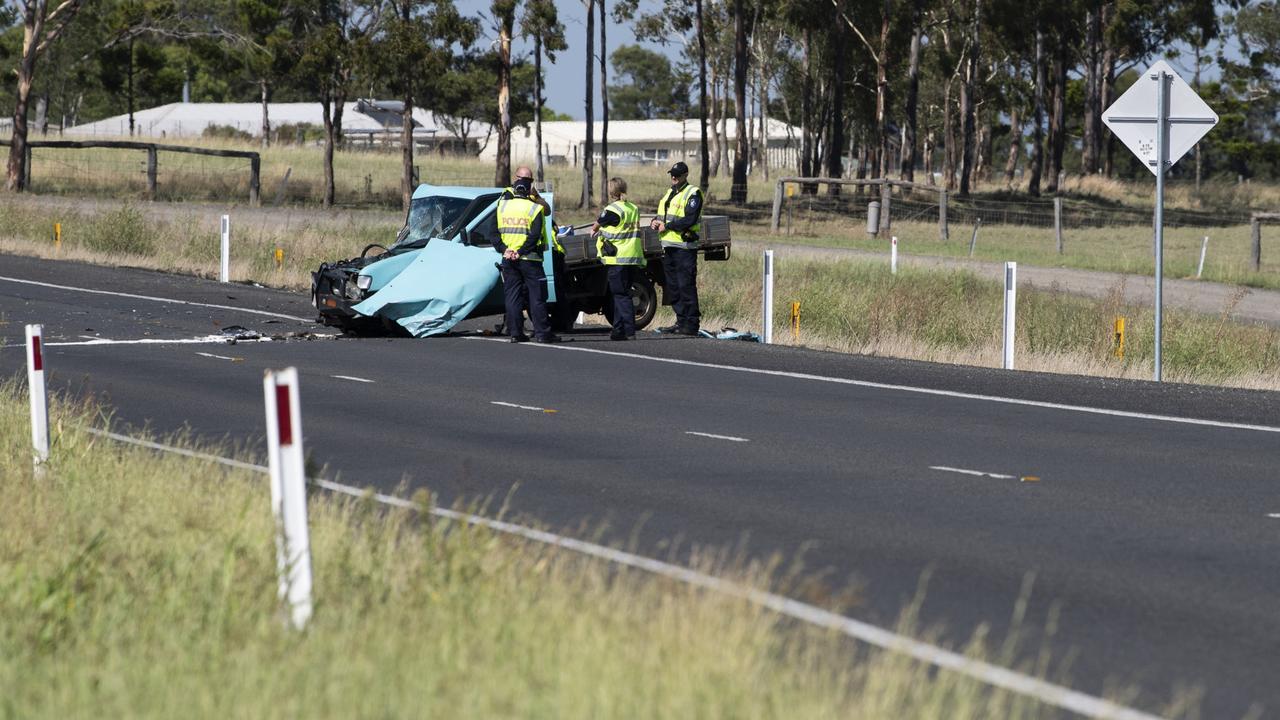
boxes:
[3,252,1278,719]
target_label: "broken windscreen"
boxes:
[392,193,501,251]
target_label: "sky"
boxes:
[454,0,672,121]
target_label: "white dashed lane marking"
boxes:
[685,431,750,443]
[491,400,557,413]
[331,375,376,383]
[930,465,1016,480]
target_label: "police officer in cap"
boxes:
[501,166,573,331]
[651,161,703,335]
[591,177,643,341]
[494,176,560,343]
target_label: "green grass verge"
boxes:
[0,383,1143,719]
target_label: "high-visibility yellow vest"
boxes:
[504,186,563,254]
[597,200,643,266]
[656,183,702,248]
[496,196,543,261]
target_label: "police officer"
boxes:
[501,166,573,331]
[651,161,703,335]
[590,177,642,341]
[494,176,559,343]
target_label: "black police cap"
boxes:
[667,161,689,177]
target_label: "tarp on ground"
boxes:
[351,240,500,337]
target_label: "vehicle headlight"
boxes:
[356,275,372,291]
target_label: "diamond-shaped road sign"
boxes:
[1103,60,1218,175]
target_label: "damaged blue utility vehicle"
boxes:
[311,183,732,337]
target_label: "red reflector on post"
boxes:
[31,336,43,372]
[275,384,293,446]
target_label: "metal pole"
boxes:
[1153,71,1169,382]
[220,215,230,283]
[762,250,774,345]
[1197,236,1208,279]
[264,367,313,630]
[1003,262,1017,370]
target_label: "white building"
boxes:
[64,100,489,153]
[480,118,802,170]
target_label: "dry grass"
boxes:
[2,382,1201,719]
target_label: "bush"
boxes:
[202,124,254,142]
[82,204,155,256]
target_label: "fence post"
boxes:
[146,146,158,200]
[969,217,982,257]
[879,181,892,234]
[939,189,949,242]
[249,154,261,206]
[275,167,293,207]
[1003,262,1017,370]
[1252,215,1262,272]
[26,324,49,477]
[1197,236,1208,279]
[1054,197,1064,254]
[263,367,313,630]
[770,179,785,233]
[220,215,231,283]
[891,235,898,274]
[762,250,774,345]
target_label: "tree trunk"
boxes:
[901,1,923,182]
[495,8,513,187]
[1046,40,1067,194]
[800,28,813,183]
[1003,106,1020,190]
[580,0,594,209]
[599,0,609,200]
[923,131,935,184]
[35,94,48,135]
[824,21,845,195]
[942,77,956,190]
[959,0,980,196]
[730,0,748,204]
[1081,5,1099,175]
[402,89,414,213]
[1102,45,1116,177]
[1028,29,1045,197]
[534,30,544,184]
[260,78,271,148]
[128,37,136,136]
[696,0,710,189]
[322,93,336,208]
[873,0,891,179]
[7,1,46,192]
[708,66,721,177]
[719,79,729,173]
[759,52,770,182]
[1192,40,1202,193]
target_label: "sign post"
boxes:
[220,215,231,283]
[1104,60,1217,382]
[1002,263,1017,370]
[762,250,774,345]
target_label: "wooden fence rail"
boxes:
[770,176,948,241]
[0,139,261,205]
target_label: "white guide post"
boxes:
[220,214,231,283]
[1197,236,1208,279]
[26,324,49,476]
[762,250,775,345]
[891,236,899,275]
[1002,262,1017,370]
[263,367,313,630]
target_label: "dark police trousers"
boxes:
[662,246,700,330]
[607,266,636,337]
[501,258,551,339]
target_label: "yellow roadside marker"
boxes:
[543,409,558,414]
[274,247,284,270]
[1113,317,1125,359]
[1020,476,1040,483]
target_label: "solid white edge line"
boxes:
[3,336,266,349]
[1267,513,1280,519]
[0,274,313,323]
[685,430,750,443]
[84,425,1164,720]
[930,465,1017,480]
[331,375,376,383]
[464,336,1280,435]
